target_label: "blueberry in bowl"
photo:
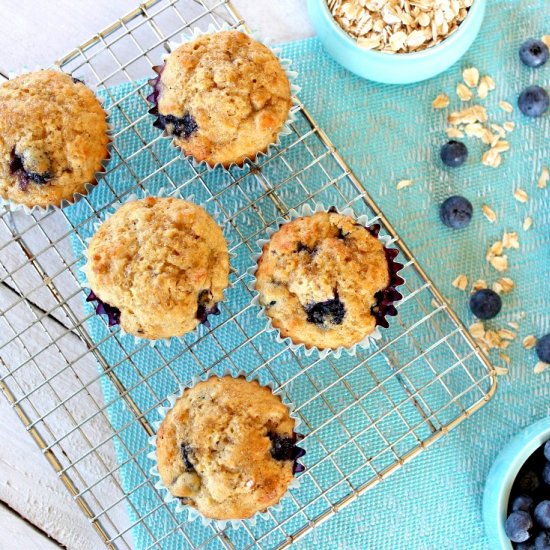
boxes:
[484,417,550,549]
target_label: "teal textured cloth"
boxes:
[66,1,549,547]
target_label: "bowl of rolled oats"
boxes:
[307,0,486,84]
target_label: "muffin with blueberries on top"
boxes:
[0,70,109,209]
[85,196,229,340]
[148,30,292,168]
[155,376,304,520]
[254,210,404,351]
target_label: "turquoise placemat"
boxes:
[65,0,549,547]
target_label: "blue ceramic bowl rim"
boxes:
[314,0,486,60]
[484,416,550,549]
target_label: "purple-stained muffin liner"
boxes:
[248,203,406,359]
[78,188,233,347]
[146,23,300,171]
[0,67,113,215]
[147,370,306,529]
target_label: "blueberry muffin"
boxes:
[0,70,109,209]
[255,210,404,350]
[148,30,292,167]
[86,197,229,340]
[156,376,304,520]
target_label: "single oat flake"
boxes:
[523,217,533,231]
[433,94,450,109]
[523,335,537,350]
[539,166,549,189]
[482,204,497,223]
[396,179,413,190]
[514,189,528,203]
[499,100,514,113]
[457,82,473,101]
[452,274,468,291]
[463,67,480,88]
[534,362,549,375]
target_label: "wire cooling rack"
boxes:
[0,1,497,549]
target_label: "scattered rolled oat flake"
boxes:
[499,100,514,113]
[514,189,528,203]
[433,94,450,109]
[492,281,503,294]
[498,329,516,341]
[482,149,502,168]
[448,105,488,125]
[538,166,549,189]
[495,366,509,376]
[499,353,511,365]
[487,240,504,257]
[523,216,533,231]
[446,127,465,138]
[480,75,496,91]
[452,274,468,291]
[503,121,515,132]
[543,35,550,49]
[497,277,515,293]
[502,231,519,249]
[463,67,480,88]
[472,279,488,291]
[493,140,510,153]
[488,255,508,272]
[470,321,486,339]
[396,179,413,190]
[534,361,549,374]
[482,204,497,223]
[523,335,537,349]
[457,82,473,101]
[508,321,520,330]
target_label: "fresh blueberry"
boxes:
[268,432,305,462]
[469,289,502,320]
[195,289,220,326]
[513,495,535,513]
[439,196,473,229]
[543,461,550,485]
[154,113,198,139]
[305,292,346,327]
[535,531,550,550]
[535,502,550,529]
[544,441,550,462]
[440,140,468,167]
[520,39,549,68]
[518,86,549,118]
[518,470,541,493]
[506,511,534,543]
[179,443,195,472]
[517,540,536,550]
[536,334,550,364]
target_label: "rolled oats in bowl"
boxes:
[329,0,474,53]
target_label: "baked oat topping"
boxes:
[329,0,474,54]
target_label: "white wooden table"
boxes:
[0,2,313,548]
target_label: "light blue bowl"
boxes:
[483,416,550,549]
[307,0,487,84]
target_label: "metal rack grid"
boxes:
[0,1,497,549]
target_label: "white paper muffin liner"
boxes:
[147,23,301,171]
[0,66,113,215]
[147,370,305,529]
[78,188,235,348]
[248,203,406,359]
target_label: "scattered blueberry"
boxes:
[517,540,536,550]
[545,441,550,462]
[305,292,346,327]
[518,470,541,494]
[519,39,549,68]
[535,501,550,529]
[518,86,549,118]
[536,334,550,364]
[440,140,468,167]
[179,443,195,472]
[535,531,550,550]
[439,196,473,229]
[154,113,198,139]
[469,289,502,320]
[505,511,534,543]
[195,289,220,326]
[513,495,535,513]
[543,463,550,486]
